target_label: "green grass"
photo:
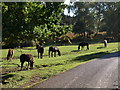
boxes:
[1,42,119,88]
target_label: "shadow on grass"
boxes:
[97,46,105,49]
[71,50,79,52]
[72,52,110,62]
[2,74,15,84]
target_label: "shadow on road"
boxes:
[101,51,120,59]
[72,52,109,62]
[72,51,120,62]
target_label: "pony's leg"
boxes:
[87,45,89,50]
[106,43,107,47]
[8,55,12,61]
[40,53,43,59]
[78,45,80,50]
[10,55,12,61]
[54,52,56,57]
[9,56,11,61]
[49,51,50,57]
[51,52,53,57]
[27,62,29,70]
[38,52,39,58]
[81,46,84,50]
[105,43,107,47]
[11,54,13,59]
[21,62,24,70]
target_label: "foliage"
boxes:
[59,32,79,42]
[2,2,120,46]
[66,2,95,36]
[2,2,72,46]
[103,2,120,36]
[64,2,120,38]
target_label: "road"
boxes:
[32,51,120,88]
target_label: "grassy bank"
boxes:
[1,42,119,88]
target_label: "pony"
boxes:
[7,48,14,61]
[104,39,107,47]
[49,46,61,57]
[36,44,44,59]
[78,42,89,50]
[20,54,34,70]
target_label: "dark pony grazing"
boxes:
[20,54,34,70]
[49,47,61,57]
[36,44,44,59]
[78,42,89,50]
[7,48,14,61]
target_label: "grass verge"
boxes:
[1,42,119,88]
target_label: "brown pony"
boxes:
[7,48,14,61]
[20,54,34,70]
[36,44,44,59]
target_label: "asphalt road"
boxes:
[32,51,120,88]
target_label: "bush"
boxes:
[2,40,35,49]
[20,40,35,48]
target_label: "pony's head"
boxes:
[57,50,61,56]
[36,44,41,49]
[30,61,34,69]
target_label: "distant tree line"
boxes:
[62,2,120,38]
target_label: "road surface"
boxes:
[32,51,120,88]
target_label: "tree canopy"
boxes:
[2,2,120,47]
[65,2,120,38]
[2,2,72,46]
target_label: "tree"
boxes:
[2,2,72,47]
[103,2,120,37]
[65,2,120,38]
[68,2,95,37]
[2,2,27,46]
